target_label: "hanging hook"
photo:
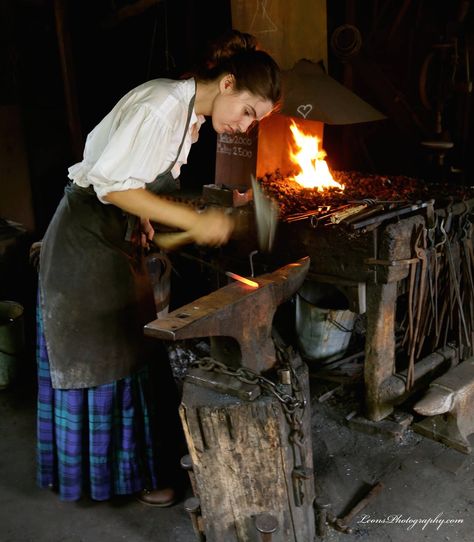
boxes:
[249,250,258,277]
[436,218,448,248]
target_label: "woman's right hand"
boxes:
[189,208,234,246]
[104,188,234,246]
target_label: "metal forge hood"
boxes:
[281,59,386,125]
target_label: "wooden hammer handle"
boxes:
[152,231,194,251]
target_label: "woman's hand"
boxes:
[104,188,233,246]
[140,218,155,247]
[189,208,234,246]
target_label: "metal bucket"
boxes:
[0,301,25,389]
[296,282,355,362]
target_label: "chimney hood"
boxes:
[281,59,386,125]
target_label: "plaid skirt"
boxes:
[36,303,183,502]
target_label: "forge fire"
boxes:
[259,169,474,219]
[258,119,474,220]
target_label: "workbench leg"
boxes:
[365,282,397,421]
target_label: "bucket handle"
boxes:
[327,317,354,333]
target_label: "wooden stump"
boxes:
[179,360,316,542]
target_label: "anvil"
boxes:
[144,257,310,374]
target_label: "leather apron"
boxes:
[39,94,196,389]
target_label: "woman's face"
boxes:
[211,76,274,135]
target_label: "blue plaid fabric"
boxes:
[36,303,160,501]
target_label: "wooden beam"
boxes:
[53,0,83,162]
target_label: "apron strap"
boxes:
[125,92,197,243]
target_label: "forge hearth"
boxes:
[249,172,474,423]
[163,167,474,429]
[260,169,474,219]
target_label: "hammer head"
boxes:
[251,175,279,252]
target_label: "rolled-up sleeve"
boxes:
[87,104,175,203]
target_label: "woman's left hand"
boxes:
[140,218,155,248]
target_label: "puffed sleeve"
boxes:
[87,103,176,203]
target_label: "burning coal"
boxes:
[259,169,474,220]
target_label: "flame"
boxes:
[289,121,344,191]
[225,271,259,288]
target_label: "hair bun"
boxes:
[207,29,258,67]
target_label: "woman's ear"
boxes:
[219,74,235,93]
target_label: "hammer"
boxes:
[152,175,279,252]
[328,482,384,534]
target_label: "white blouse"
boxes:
[68,78,205,203]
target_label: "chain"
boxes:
[191,356,305,416]
[191,350,311,505]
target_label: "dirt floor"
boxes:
[0,354,473,542]
[309,379,474,542]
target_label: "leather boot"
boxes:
[136,487,177,507]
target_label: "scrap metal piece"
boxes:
[329,482,384,534]
[346,412,413,441]
[342,481,384,522]
[185,367,261,400]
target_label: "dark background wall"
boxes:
[0,0,473,377]
[0,0,231,357]
[1,0,473,239]
[1,0,232,237]
[325,0,474,183]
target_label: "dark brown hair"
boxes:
[195,30,282,109]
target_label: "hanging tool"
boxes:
[407,225,428,388]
